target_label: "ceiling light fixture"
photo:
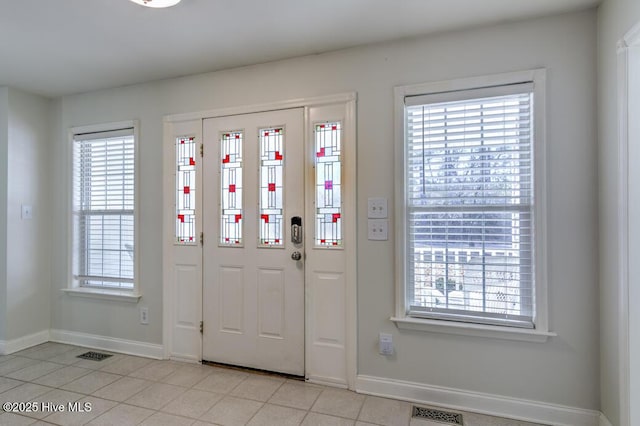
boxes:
[129,0,181,8]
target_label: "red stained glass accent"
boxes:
[268,183,276,192]
[229,184,236,193]
[317,147,325,157]
[320,124,325,128]
[275,239,280,243]
[180,139,185,144]
[332,125,337,130]
[189,157,195,166]
[225,237,230,242]
[235,134,240,139]
[275,151,283,160]
[235,214,242,223]
[332,213,341,223]
[224,134,230,137]
[189,236,193,241]
[333,242,338,246]
[222,154,230,164]
[321,239,326,244]
[183,186,190,194]
[178,214,185,223]
[261,214,269,223]
[264,132,269,136]
[325,180,333,190]
[189,137,194,141]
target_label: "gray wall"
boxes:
[5,88,52,341]
[51,10,599,410]
[0,87,8,342]
[0,87,51,345]
[597,0,640,424]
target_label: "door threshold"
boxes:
[202,360,305,381]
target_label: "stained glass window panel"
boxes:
[259,127,284,246]
[315,122,342,247]
[221,131,243,245]
[176,136,196,244]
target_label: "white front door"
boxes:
[202,108,305,376]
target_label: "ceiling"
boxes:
[0,0,599,98]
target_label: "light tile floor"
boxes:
[0,343,546,426]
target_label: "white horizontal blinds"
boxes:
[73,128,135,289]
[405,85,535,328]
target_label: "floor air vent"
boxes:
[76,351,113,361]
[412,406,464,425]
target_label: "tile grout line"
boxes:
[355,395,371,425]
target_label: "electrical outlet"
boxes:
[140,307,149,325]
[367,197,388,218]
[368,219,388,240]
[379,333,394,355]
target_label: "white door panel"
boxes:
[304,102,353,386]
[202,108,304,375]
[165,120,203,363]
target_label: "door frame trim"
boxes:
[166,93,356,123]
[616,20,640,426]
[162,92,357,388]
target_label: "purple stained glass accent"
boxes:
[221,131,243,245]
[176,136,196,244]
[315,122,342,247]
[259,127,284,246]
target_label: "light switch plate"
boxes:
[21,205,33,220]
[368,219,388,240]
[367,197,388,218]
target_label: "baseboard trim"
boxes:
[49,329,164,360]
[0,330,50,355]
[307,375,348,389]
[169,354,200,364]
[356,375,600,426]
[600,412,614,426]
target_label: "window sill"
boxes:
[62,288,142,303]
[390,316,556,343]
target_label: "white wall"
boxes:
[598,0,640,424]
[5,88,52,341]
[52,9,599,410]
[0,87,8,342]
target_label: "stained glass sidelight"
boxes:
[176,136,196,244]
[221,131,243,245]
[315,122,342,246]
[259,127,284,246]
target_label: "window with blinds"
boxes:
[404,83,535,328]
[72,127,135,290]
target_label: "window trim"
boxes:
[65,120,141,301]
[393,70,552,341]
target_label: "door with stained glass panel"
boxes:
[202,108,305,375]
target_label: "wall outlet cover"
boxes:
[140,307,149,325]
[379,332,394,355]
